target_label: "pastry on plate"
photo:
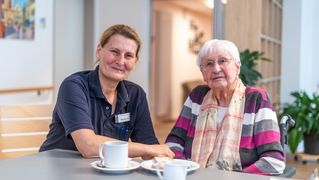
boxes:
[152,156,172,169]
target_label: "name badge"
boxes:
[115,113,130,123]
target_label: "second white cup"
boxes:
[156,160,188,180]
[99,141,128,169]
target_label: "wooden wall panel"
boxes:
[224,0,262,51]
[0,120,50,134]
[0,105,53,118]
[0,135,47,149]
[224,0,282,109]
[0,104,52,160]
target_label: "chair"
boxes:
[277,114,297,178]
[0,104,53,159]
[182,80,204,103]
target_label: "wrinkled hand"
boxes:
[142,144,174,160]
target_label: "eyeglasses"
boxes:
[200,57,232,71]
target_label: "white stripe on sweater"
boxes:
[243,108,277,125]
[263,156,285,173]
[184,97,200,115]
[166,142,184,151]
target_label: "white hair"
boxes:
[196,39,241,67]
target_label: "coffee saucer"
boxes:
[90,160,140,174]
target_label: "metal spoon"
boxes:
[96,160,107,168]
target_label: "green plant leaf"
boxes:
[281,90,319,153]
[288,128,303,153]
[239,49,269,86]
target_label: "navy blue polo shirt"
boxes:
[40,66,159,152]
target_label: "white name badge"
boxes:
[115,113,130,123]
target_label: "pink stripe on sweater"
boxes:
[173,151,186,159]
[243,164,263,174]
[175,116,190,130]
[188,125,195,137]
[246,87,267,101]
[240,136,254,148]
[240,130,280,149]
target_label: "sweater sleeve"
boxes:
[165,97,194,160]
[243,89,286,175]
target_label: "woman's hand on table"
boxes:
[141,144,175,160]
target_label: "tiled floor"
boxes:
[153,119,319,179]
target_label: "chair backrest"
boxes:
[278,114,296,178]
[279,114,295,148]
[0,104,53,159]
[182,80,204,103]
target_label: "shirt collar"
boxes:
[117,79,130,103]
[88,66,130,103]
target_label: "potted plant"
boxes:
[239,49,270,86]
[281,91,319,154]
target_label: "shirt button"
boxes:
[105,107,110,110]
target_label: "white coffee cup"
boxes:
[99,141,128,169]
[156,160,188,180]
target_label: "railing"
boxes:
[0,86,54,95]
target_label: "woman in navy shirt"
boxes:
[40,24,174,159]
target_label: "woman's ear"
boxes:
[235,62,241,75]
[96,44,102,60]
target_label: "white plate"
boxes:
[90,160,140,174]
[140,159,200,173]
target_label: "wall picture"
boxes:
[0,0,35,39]
[0,0,53,100]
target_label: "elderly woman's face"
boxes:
[96,34,137,82]
[200,50,240,90]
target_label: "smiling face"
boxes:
[200,48,240,91]
[96,34,138,82]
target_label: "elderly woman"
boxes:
[165,39,285,175]
[40,24,173,159]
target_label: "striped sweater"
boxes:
[166,85,285,175]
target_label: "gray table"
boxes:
[0,149,290,180]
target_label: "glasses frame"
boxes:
[200,57,233,71]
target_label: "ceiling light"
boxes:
[204,0,214,9]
